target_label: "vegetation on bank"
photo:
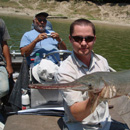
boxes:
[0,0,129,24]
[71,0,129,3]
[57,0,130,3]
[0,0,129,8]
[91,0,129,3]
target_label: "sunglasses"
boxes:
[71,36,95,43]
[37,18,47,23]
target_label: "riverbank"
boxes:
[0,1,130,27]
[0,10,130,28]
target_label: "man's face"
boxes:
[70,25,96,56]
[33,16,47,33]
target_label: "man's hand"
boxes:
[50,32,62,42]
[35,33,48,42]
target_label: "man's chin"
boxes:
[35,26,45,32]
[38,28,45,33]
[79,51,89,56]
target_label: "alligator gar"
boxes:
[29,69,130,99]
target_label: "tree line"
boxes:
[90,0,129,3]
[56,0,130,3]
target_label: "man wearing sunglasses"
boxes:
[20,12,67,65]
[55,19,128,130]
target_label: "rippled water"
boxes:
[94,24,130,71]
[1,15,130,71]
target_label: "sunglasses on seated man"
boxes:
[71,36,95,43]
[37,18,47,23]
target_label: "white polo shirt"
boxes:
[55,51,111,130]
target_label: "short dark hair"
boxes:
[70,18,96,36]
[35,12,49,18]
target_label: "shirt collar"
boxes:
[72,51,87,68]
[89,52,99,71]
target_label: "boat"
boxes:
[2,49,130,130]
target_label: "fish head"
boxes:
[72,74,105,93]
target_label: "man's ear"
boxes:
[69,35,72,43]
[94,36,96,43]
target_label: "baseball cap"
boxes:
[35,12,49,18]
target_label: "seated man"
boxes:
[55,19,128,130]
[0,18,13,98]
[20,12,67,66]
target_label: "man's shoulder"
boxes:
[0,18,3,22]
[58,55,72,70]
[61,55,73,65]
[94,53,110,71]
[0,18,5,27]
[58,55,78,74]
[23,29,37,36]
[25,29,35,33]
[56,55,77,83]
[0,18,4,23]
[94,53,107,61]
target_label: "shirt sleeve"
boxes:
[101,56,110,72]
[96,54,110,72]
[61,89,85,106]
[55,60,76,83]
[1,19,10,41]
[20,32,31,48]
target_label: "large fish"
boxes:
[29,69,130,99]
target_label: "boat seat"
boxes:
[4,115,64,130]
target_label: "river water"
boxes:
[1,15,130,71]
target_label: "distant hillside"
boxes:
[0,0,130,24]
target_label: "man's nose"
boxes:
[81,39,87,45]
[41,21,44,24]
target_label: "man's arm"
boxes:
[20,38,38,57]
[70,92,100,121]
[70,99,92,121]
[20,33,48,56]
[2,41,13,77]
[58,40,67,50]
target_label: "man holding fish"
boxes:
[55,19,129,130]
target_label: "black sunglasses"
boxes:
[37,18,47,23]
[71,36,95,43]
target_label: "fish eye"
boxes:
[88,83,92,89]
[88,83,92,86]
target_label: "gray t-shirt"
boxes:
[0,18,10,64]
